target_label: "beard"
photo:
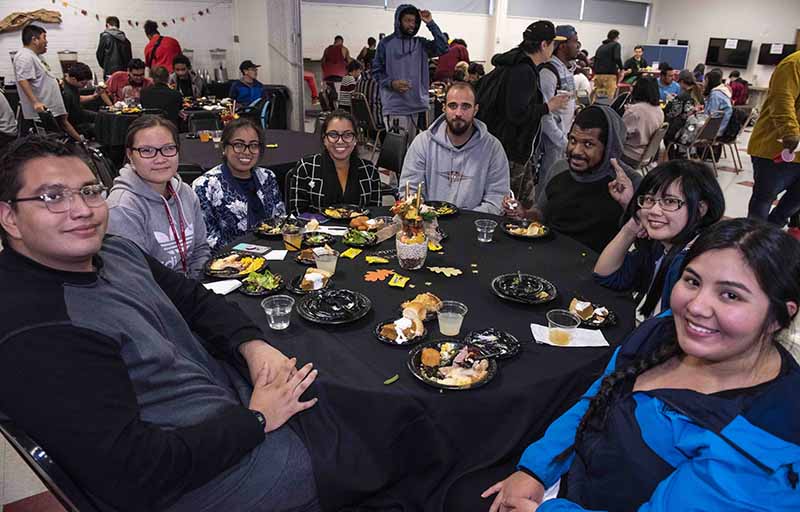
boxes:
[446,118,470,136]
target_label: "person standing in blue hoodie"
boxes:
[372,4,448,141]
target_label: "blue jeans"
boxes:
[747,156,800,226]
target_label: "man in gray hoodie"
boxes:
[507,105,641,253]
[372,4,448,140]
[96,16,132,78]
[400,82,509,214]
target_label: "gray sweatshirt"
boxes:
[107,165,211,278]
[400,114,509,214]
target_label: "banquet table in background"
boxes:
[220,209,636,512]
[180,129,321,188]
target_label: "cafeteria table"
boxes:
[217,208,636,511]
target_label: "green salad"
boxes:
[243,270,282,292]
[343,229,376,245]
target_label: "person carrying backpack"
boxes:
[476,20,570,209]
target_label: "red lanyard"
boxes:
[163,183,189,273]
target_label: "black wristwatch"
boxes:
[251,410,267,431]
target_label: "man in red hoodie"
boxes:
[143,20,181,73]
[433,38,469,82]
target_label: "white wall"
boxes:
[0,0,235,82]
[647,0,800,87]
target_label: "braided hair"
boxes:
[557,218,800,461]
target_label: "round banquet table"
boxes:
[94,108,164,146]
[221,208,635,512]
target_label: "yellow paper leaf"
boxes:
[340,248,362,259]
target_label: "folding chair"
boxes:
[609,92,631,117]
[635,123,669,174]
[376,129,408,189]
[667,113,724,176]
[178,163,206,185]
[0,414,102,512]
[718,108,754,173]
[351,92,385,161]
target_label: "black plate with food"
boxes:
[238,271,285,296]
[407,340,497,390]
[426,201,459,217]
[569,299,618,329]
[254,220,284,238]
[295,249,317,266]
[374,318,427,347]
[297,289,372,325]
[463,328,521,360]
[342,228,378,247]
[204,251,266,278]
[491,273,557,305]
[322,203,370,220]
[287,273,334,295]
[500,220,551,240]
[302,232,335,247]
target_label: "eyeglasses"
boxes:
[324,131,356,143]
[130,144,179,159]
[637,195,685,212]
[8,184,108,214]
[227,142,262,154]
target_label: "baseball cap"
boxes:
[677,69,696,85]
[239,59,261,72]
[555,25,577,40]
[524,20,566,42]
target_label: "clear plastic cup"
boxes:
[437,300,468,336]
[282,225,303,252]
[212,130,223,143]
[546,309,581,346]
[261,295,295,330]
[475,219,498,243]
[314,250,339,274]
[199,130,211,142]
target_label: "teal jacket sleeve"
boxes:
[517,348,621,486]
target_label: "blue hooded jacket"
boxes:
[372,4,448,116]
[519,312,800,511]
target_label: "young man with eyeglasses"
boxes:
[399,82,508,214]
[106,58,153,103]
[192,118,285,249]
[0,136,321,511]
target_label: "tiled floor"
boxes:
[0,127,761,510]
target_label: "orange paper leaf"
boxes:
[364,269,394,282]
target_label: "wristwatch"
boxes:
[250,410,267,431]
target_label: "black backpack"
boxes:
[536,61,562,92]
[475,65,512,138]
[720,107,747,142]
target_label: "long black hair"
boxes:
[704,69,723,97]
[630,76,660,106]
[625,160,725,318]
[557,218,800,461]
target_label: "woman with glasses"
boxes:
[288,110,382,215]
[192,118,285,250]
[594,160,724,320]
[107,115,211,279]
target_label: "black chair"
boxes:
[376,129,408,187]
[351,92,385,161]
[667,113,725,175]
[34,110,66,137]
[0,414,102,512]
[178,163,206,185]
[186,111,222,134]
[609,92,631,117]
[77,142,118,188]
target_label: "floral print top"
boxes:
[192,164,285,250]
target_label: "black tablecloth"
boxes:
[94,109,142,146]
[223,209,635,511]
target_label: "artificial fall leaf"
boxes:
[427,241,442,251]
[427,266,463,277]
[366,256,389,264]
[364,269,394,282]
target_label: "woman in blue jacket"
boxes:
[594,159,724,320]
[483,218,800,512]
[703,69,733,135]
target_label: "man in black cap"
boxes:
[230,60,265,106]
[478,20,571,209]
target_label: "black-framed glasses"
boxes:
[8,184,108,214]
[227,141,262,154]
[324,131,356,143]
[130,144,179,159]
[637,195,685,212]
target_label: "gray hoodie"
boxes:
[107,165,210,279]
[400,114,509,214]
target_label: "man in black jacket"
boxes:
[482,20,570,209]
[0,137,320,511]
[96,16,132,79]
[140,65,183,127]
[593,29,623,101]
